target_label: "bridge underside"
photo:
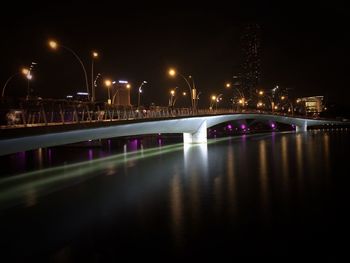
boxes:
[183,120,207,143]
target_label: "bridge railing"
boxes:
[0,99,330,129]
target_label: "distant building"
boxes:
[241,24,261,98]
[297,96,324,115]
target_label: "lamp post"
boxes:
[49,40,90,100]
[137,81,147,110]
[195,91,201,110]
[2,68,30,98]
[91,51,98,102]
[258,89,274,113]
[216,94,223,111]
[104,79,112,104]
[168,68,195,112]
[169,87,178,107]
[26,62,37,100]
[93,73,101,100]
[226,81,246,111]
[111,81,131,105]
[210,95,217,111]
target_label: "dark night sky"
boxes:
[1,1,349,108]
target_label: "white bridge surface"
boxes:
[0,113,344,156]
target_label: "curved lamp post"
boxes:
[168,68,195,111]
[111,82,131,105]
[104,79,112,104]
[226,82,246,111]
[2,68,30,98]
[216,94,223,111]
[137,81,147,109]
[49,40,90,101]
[91,51,98,102]
[258,89,274,113]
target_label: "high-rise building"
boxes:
[241,24,261,100]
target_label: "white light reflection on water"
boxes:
[226,141,237,220]
[259,139,270,221]
[0,143,185,210]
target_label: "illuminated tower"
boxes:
[241,24,261,99]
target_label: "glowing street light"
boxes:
[91,51,99,102]
[225,83,231,88]
[168,68,196,112]
[48,39,90,100]
[1,67,30,98]
[216,94,223,110]
[104,79,112,104]
[210,95,216,110]
[137,80,147,109]
[49,40,58,49]
[168,69,176,76]
[259,90,264,95]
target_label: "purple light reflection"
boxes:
[128,139,138,151]
[88,149,93,160]
[48,149,52,164]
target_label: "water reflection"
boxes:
[323,133,330,175]
[226,143,237,219]
[0,131,347,261]
[25,187,37,207]
[259,140,270,220]
[48,149,52,165]
[170,171,184,247]
[38,148,43,169]
[296,133,304,195]
[88,149,93,161]
[0,143,185,210]
[182,144,208,234]
[281,136,290,193]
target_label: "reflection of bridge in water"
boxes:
[0,101,346,156]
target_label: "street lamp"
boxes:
[216,94,223,111]
[104,79,112,104]
[111,81,130,105]
[195,91,201,109]
[168,68,196,112]
[48,39,90,100]
[169,87,178,107]
[26,62,37,100]
[1,67,30,98]
[210,95,216,111]
[91,51,98,102]
[137,80,147,109]
[258,89,274,112]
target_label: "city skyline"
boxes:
[1,2,348,108]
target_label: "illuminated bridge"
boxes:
[0,111,345,156]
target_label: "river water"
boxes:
[0,130,349,261]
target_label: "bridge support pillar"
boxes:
[296,122,307,132]
[183,120,207,143]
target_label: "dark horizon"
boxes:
[1,1,349,108]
